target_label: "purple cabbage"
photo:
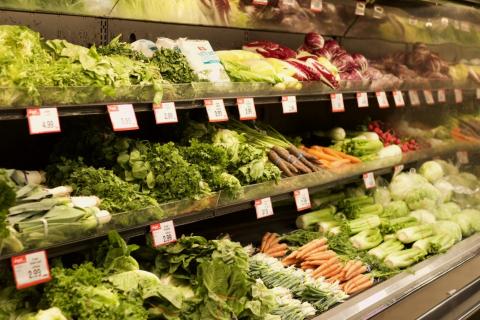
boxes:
[332,52,356,73]
[352,53,369,73]
[243,41,297,60]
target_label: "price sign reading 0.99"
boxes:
[423,90,435,105]
[150,220,177,247]
[153,102,178,124]
[27,108,61,135]
[392,90,405,107]
[454,89,463,104]
[437,89,446,103]
[255,197,274,219]
[356,92,369,108]
[294,188,311,211]
[11,251,51,289]
[310,0,323,12]
[376,91,389,108]
[205,99,229,122]
[363,172,376,189]
[107,104,139,131]
[408,90,420,106]
[237,98,257,120]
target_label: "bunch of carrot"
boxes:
[300,145,361,169]
[281,238,374,295]
[260,232,288,257]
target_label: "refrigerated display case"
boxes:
[0,1,479,319]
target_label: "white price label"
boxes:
[355,1,366,16]
[27,108,61,135]
[253,0,268,5]
[255,197,274,219]
[476,88,480,99]
[373,6,384,19]
[423,90,435,105]
[393,165,404,178]
[282,96,297,114]
[376,91,389,108]
[330,93,345,112]
[408,90,420,106]
[294,188,311,211]
[363,172,376,189]
[457,151,469,164]
[150,220,177,247]
[11,251,51,289]
[441,17,449,27]
[454,89,463,104]
[153,102,178,124]
[205,99,229,122]
[438,89,446,103]
[392,90,405,107]
[107,104,139,131]
[310,0,323,12]
[237,98,257,120]
[357,92,369,108]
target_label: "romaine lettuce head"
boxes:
[461,209,480,232]
[419,161,444,183]
[409,209,436,224]
[389,173,429,201]
[405,184,440,211]
[381,201,409,218]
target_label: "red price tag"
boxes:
[310,0,323,12]
[330,93,345,112]
[11,251,51,289]
[392,90,405,107]
[294,188,311,211]
[282,96,297,114]
[454,89,463,104]
[438,89,446,103]
[255,197,274,219]
[150,220,177,247]
[363,172,376,189]
[107,104,139,131]
[205,99,229,122]
[27,108,61,135]
[355,1,366,16]
[476,88,480,99]
[376,91,389,108]
[393,165,404,178]
[253,0,268,5]
[408,90,420,106]
[237,98,257,120]
[457,151,469,164]
[356,92,369,108]
[153,102,178,124]
[423,90,434,105]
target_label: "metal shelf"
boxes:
[314,233,480,320]
[1,142,477,262]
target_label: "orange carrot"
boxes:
[322,147,361,163]
[345,261,363,280]
[313,256,338,275]
[265,243,288,254]
[344,274,371,293]
[321,263,343,278]
[260,233,271,252]
[345,265,367,281]
[329,159,352,168]
[303,245,329,258]
[305,250,336,261]
[346,279,374,294]
[269,249,287,258]
[297,239,327,259]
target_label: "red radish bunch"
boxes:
[368,121,419,153]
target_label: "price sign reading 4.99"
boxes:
[11,251,51,289]
[107,104,139,131]
[255,197,274,219]
[153,102,178,124]
[150,220,177,247]
[205,99,229,122]
[363,172,376,189]
[330,93,345,112]
[282,96,297,114]
[27,108,61,135]
[237,98,257,120]
[294,188,311,211]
